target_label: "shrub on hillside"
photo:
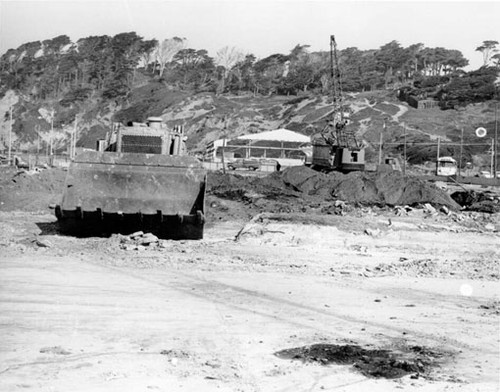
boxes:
[437,67,498,109]
[59,88,93,107]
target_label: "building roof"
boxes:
[438,156,457,162]
[237,129,310,143]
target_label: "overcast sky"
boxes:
[0,0,498,70]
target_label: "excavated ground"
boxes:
[0,165,499,392]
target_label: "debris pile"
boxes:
[451,190,500,213]
[275,343,448,379]
[118,231,165,250]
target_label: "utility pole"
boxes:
[403,123,407,176]
[35,124,40,166]
[49,109,54,157]
[459,127,464,178]
[436,136,441,175]
[378,118,385,165]
[495,101,498,178]
[491,138,495,177]
[8,105,12,166]
[71,115,78,160]
[221,115,228,174]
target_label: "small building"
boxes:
[205,129,311,168]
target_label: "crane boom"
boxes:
[308,35,365,173]
[330,35,344,116]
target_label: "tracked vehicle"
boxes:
[55,117,206,239]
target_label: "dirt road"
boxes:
[0,211,498,391]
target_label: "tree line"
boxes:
[0,32,498,106]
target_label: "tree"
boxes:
[437,67,498,109]
[102,32,146,98]
[214,46,244,94]
[172,49,216,91]
[476,40,499,66]
[283,46,327,94]
[253,53,289,95]
[229,54,257,94]
[442,49,469,74]
[76,35,111,90]
[375,41,407,87]
[401,43,424,80]
[154,37,186,77]
[138,39,159,71]
[42,35,71,55]
[491,53,500,68]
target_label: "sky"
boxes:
[0,0,499,71]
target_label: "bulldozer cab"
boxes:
[103,117,187,156]
[56,117,207,240]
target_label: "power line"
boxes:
[370,142,492,147]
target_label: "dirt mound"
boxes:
[208,167,461,212]
[207,171,299,200]
[0,167,66,211]
[282,167,460,210]
[451,190,500,213]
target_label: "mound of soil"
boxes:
[0,164,475,215]
[0,167,66,212]
[284,167,460,209]
[209,167,461,211]
[207,171,299,201]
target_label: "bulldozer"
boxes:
[55,117,207,240]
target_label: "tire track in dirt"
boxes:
[81,255,495,354]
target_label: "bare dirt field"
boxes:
[0,166,499,392]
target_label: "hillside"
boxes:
[0,82,498,170]
[1,33,498,170]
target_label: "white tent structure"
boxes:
[237,129,310,143]
[205,129,311,169]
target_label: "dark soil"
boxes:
[1,164,493,218]
[0,166,66,212]
[451,190,500,213]
[208,166,462,211]
[275,343,448,379]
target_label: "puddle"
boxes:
[275,343,449,379]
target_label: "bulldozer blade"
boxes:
[55,151,206,240]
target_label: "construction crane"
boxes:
[309,35,365,172]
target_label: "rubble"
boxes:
[364,228,381,237]
[119,232,161,250]
[39,346,71,355]
[32,237,52,248]
[451,190,500,213]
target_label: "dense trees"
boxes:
[0,32,497,110]
[0,32,154,102]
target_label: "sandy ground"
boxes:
[0,209,499,392]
